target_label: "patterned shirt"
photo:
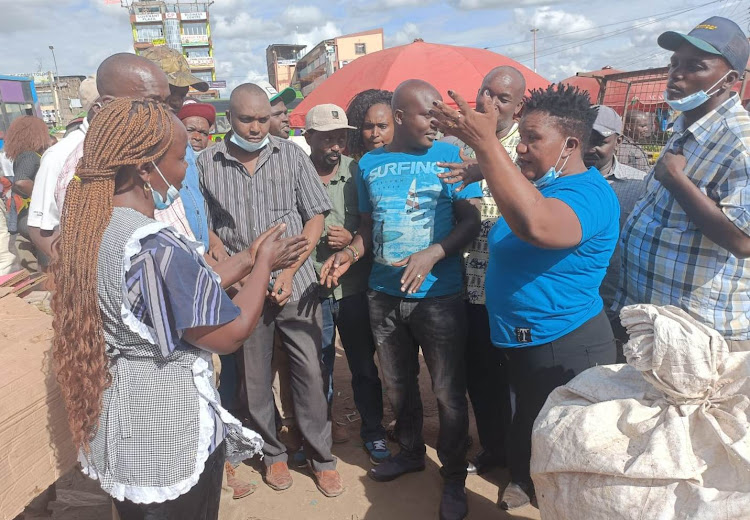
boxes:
[442,123,521,304]
[197,137,331,302]
[599,157,647,319]
[614,94,750,340]
[616,137,651,172]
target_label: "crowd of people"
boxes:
[2,13,749,520]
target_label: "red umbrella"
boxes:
[289,40,549,128]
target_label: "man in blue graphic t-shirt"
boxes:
[319,79,481,520]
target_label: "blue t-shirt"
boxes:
[180,145,210,249]
[485,167,620,347]
[357,141,482,298]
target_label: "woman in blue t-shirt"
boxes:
[431,84,619,509]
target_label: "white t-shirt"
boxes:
[0,152,13,180]
[28,118,88,230]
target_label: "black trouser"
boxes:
[504,310,616,486]
[114,442,225,520]
[465,302,511,460]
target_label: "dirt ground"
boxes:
[46,345,542,520]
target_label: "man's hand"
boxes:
[208,231,230,263]
[319,250,354,288]
[392,244,445,294]
[268,269,294,306]
[436,159,483,192]
[654,149,687,190]
[326,225,353,251]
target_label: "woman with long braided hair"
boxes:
[51,98,307,519]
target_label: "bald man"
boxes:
[439,65,524,477]
[322,79,481,520]
[196,83,342,497]
[28,53,170,257]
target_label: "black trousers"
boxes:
[114,442,225,520]
[465,302,511,459]
[504,310,616,486]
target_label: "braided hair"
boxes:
[345,89,393,159]
[51,98,174,451]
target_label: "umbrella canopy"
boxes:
[289,40,549,128]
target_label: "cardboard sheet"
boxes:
[0,292,77,519]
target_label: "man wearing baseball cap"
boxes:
[305,104,391,462]
[141,45,208,112]
[584,105,646,358]
[256,80,297,139]
[615,16,750,352]
[178,102,216,153]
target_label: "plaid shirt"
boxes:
[614,94,750,339]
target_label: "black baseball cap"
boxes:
[658,16,749,73]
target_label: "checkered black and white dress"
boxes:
[80,207,262,504]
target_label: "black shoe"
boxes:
[440,481,468,520]
[368,451,425,482]
[468,449,506,475]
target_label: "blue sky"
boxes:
[0,0,747,92]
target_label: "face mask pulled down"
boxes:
[534,138,570,190]
[663,71,732,112]
[230,131,270,153]
[151,161,180,210]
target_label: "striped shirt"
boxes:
[197,137,331,302]
[614,94,750,339]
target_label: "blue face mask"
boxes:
[663,71,731,112]
[151,161,180,210]
[230,131,270,153]
[534,138,570,190]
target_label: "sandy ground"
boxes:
[46,345,542,520]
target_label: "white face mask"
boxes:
[151,161,180,210]
[533,138,571,190]
[229,131,269,153]
[663,70,733,112]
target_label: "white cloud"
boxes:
[388,22,421,47]
[281,5,326,32]
[451,0,565,10]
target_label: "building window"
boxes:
[135,25,164,42]
[193,71,213,82]
[182,22,207,35]
[355,43,366,55]
[37,91,54,105]
[185,48,210,58]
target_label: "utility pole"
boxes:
[530,28,539,73]
[48,45,61,126]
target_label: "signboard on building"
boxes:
[186,57,215,68]
[209,80,226,89]
[181,12,207,20]
[151,38,167,46]
[165,12,178,19]
[181,34,209,44]
[277,59,297,66]
[135,13,163,22]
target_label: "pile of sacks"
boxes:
[531,304,750,519]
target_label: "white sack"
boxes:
[530,304,750,520]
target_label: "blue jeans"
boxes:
[367,290,469,482]
[321,293,386,442]
[218,353,240,411]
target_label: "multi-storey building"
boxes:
[291,29,384,96]
[266,44,307,92]
[125,0,218,98]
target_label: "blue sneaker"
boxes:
[364,438,391,465]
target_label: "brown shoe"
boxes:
[314,469,344,497]
[332,421,350,444]
[225,462,256,499]
[264,461,293,491]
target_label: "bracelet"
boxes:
[345,245,360,263]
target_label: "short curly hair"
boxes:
[345,89,393,159]
[4,116,50,161]
[523,83,597,147]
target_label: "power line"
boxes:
[484,0,721,51]
[507,0,723,63]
